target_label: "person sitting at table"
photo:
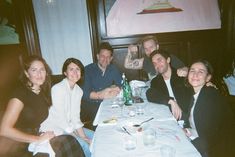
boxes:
[0,55,85,157]
[146,49,191,120]
[40,58,93,157]
[223,57,235,96]
[81,42,122,129]
[223,57,235,115]
[124,35,188,80]
[183,59,235,157]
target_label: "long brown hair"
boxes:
[20,55,52,106]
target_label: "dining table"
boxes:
[90,98,201,157]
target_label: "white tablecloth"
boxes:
[91,99,201,157]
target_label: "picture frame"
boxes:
[97,0,221,38]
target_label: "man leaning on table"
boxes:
[81,42,122,129]
[146,49,191,120]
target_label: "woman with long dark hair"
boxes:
[0,55,84,157]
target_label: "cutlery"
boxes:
[133,117,154,127]
[122,126,132,136]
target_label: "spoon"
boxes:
[133,117,154,127]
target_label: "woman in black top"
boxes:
[0,55,84,157]
[184,60,235,157]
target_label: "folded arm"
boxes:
[90,86,121,100]
[124,45,144,69]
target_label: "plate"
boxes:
[116,119,149,134]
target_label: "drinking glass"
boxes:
[117,97,125,117]
[135,104,145,115]
[160,145,176,157]
[123,135,137,151]
[133,87,141,97]
[143,128,156,147]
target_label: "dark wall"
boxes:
[87,0,232,82]
[0,0,40,110]
[0,0,234,110]
[0,45,23,110]
[221,0,235,76]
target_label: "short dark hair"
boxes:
[150,49,170,61]
[98,42,113,55]
[191,59,214,76]
[62,58,85,85]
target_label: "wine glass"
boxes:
[116,97,125,117]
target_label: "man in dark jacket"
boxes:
[146,49,191,120]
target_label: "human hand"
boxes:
[110,86,121,93]
[183,128,192,137]
[83,137,92,145]
[177,67,188,77]
[168,99,182,120]
[101,87,120,99]
[73,128,92,145]
[128,45,138,56]
[38,131,55,142]
[206,81,217,89]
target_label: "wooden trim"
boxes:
[86,0,99,62]
[14,0,41,56]
[86,0,227,80]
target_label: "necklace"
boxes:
[32,88,41,94]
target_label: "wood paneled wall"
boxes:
[0,0,40,109]
[0,45,23,110]
[0,0,234,109]
[87,0,229,82]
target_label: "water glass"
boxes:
[135,104,145,115]
[123,135,137,151]
[128,106,136,117]
[143,128,156,147]
[111,98,119,108]
[160,145,176,157]
[117,97,125,115]
[134,87,142,97]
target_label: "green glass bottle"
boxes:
[122,73,133,106]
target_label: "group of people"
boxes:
[0,56,87,157]
[0,42,123,157]
[0,35,234,157]
[125,35,235,157]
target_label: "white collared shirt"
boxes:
[188,90,201,139]
[40,78,84,135]
[164,78,175,99]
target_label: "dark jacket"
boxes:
[184,86,235,157]
[146,68,192,113]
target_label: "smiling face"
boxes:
[143,39,159,57]
[25,60,46,88]
[188,62,212,93]
[152,53,170,75]
[97,49,113,70]
[64,62,81,86]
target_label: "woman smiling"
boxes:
[184,60,235,157]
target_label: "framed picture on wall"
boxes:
[99,0,221,38]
